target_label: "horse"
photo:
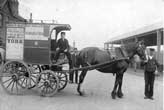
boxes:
[75,41,146,99]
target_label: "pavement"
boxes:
[0,69,163,110]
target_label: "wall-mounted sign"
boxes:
[6,28,24,60]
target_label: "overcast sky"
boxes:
[19,0,163,49]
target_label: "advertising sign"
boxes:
[25,25,49,40]
[6,28,24,60]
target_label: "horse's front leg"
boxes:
[111,73,119,99]
[77,70,87,96]
[117,73,124,98]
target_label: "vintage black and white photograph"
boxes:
[0,0,163,110]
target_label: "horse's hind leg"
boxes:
[117,73,124,98]
[77,70,87,96]
[111,74,119,99]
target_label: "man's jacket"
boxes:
[144,56,159,72]
[57,38,69,51]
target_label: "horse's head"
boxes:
[135,41,146,60]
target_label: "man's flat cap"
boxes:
[61,32,66,35]
[149,48,155,51]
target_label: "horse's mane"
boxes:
[121,42,137,53]
[122,42,136,48]
[80,47,99,51]
[114,47,128,58]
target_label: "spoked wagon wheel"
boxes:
[0,60,31,95]
[55,72,68,91]
[28,64,42,89]
[36,70,59,97]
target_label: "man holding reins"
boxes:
[54,32,73,69]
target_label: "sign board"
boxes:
[6,23,25,28]
[6,28,24,60]
[25,24,49,40]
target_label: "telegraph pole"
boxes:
[73,40,75,49]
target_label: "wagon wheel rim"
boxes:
[27,64,41,89]
[17,64,31,89]
[56,72,68,91]
[36,70,59,97]
[0,61,31,95]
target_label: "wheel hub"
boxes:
[12,74,18,81]
[24,72,29,77]
[44,80,50,87]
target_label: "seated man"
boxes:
[54,32,73,69]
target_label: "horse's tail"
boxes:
[79,50,87,60]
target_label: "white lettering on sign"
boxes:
[6,23,25,28]
[25,26,48,40]
[6,28,24,60]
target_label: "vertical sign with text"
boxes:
[6,27,24,60]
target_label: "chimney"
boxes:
[29,13,33,22]
[73,41,75,48]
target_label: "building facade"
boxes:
[104,22,163,65]
[0,0,26,47]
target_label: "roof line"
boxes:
[106,21,163,43]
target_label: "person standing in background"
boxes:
[69,48,79,83]
[0,46,5,65]
[74,48,79,84]
[133,54,140,72]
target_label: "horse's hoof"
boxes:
[117,91,124,98]
[79,92,83,96]
[111,91,116,99]
[78,91,85,96]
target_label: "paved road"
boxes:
[0,70,163,110]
